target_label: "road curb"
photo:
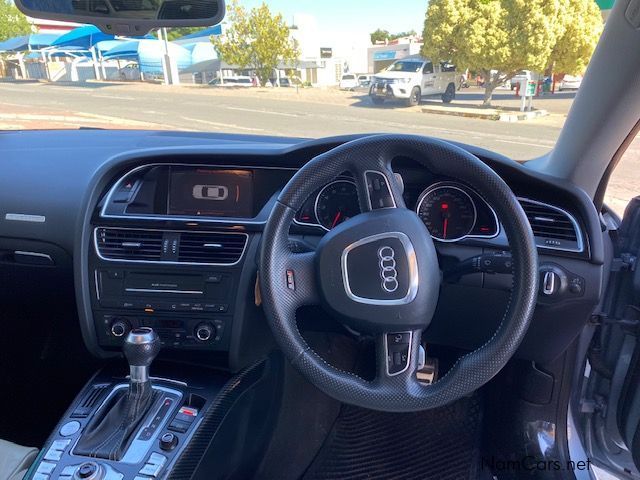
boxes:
[421,105,548,122]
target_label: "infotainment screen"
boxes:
[168,168,254,217]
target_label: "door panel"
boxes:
[422,61,437,95]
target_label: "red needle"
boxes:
[331,211,342,228]
[443,217,448,239]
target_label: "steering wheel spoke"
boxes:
[349,156,407,212]
[375,329,423,385]
[279,250,319,312]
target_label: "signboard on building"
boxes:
[373,50,397,61]
[320,48,332,59]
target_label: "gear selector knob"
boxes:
[123,327,160,383]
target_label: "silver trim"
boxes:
[517,197,585,253]
[14,250,53,260]
[124,288,204,295]
[4,213,46,223]
[416,182,496,242]
[313,179,358,231]
[93,227,249,266]
[542,271,556,295]
[364,170,398,210]
[341,232,419,306]
[384,331,413,377]
[100,163,296,225]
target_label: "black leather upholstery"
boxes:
[74,382,158,460]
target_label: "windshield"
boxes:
[384,61,423,73]
[0,0,607,161]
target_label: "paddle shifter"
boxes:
[74,327,161,461]
[124,327,161,384]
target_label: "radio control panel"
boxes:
[91,268,238,351]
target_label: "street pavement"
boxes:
[0,80,636,215]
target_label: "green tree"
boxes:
[212,1,298,86]
[547,0,603,75]
[422,0,601,106]
[370,28,417,44]
[0,0,31,42]
[370,28,390,43]
[166,27,203,41]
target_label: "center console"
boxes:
[26,327,280,480]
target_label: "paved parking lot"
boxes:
[0,80,636,215]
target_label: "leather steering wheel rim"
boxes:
[259,134,538,412]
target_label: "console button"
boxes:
[159,432,178,451]
[205,274,222,283]
[59,420,81,437]
[36,462,57,475]
[43,448,62,461]
[168,419,190,433]
[33,474,49,480]
[139,453,167,477]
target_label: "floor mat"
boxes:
[303,394,484,480]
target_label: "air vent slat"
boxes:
[518,199,582,252]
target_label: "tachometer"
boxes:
[416,184,477,241]
[315,180,360,230]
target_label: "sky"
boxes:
[239,0,427,37]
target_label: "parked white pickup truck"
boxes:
[369,55,458,106]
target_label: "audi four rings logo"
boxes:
[378,246,399,293]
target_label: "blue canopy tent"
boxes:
[0,33,61,52]
[50,25,112,50]
[181,42,217,66]
[172,25,222,45]
[102,39,191,74]
[51,25,151,51]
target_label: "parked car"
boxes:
[357,74,371,87]
[339,74,358,91]
[117,63,140,81]
[559,74,583,91]
[209,76,254,87]
[369,55,458,106]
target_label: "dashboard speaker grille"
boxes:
[178,232,247,264]
[95,228,163,261]
[518,199,583,252]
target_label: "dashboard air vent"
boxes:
[518,199,583,252]
[178,232,247,265]
[95,228,163,261]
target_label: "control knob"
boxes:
[110,318,131,338]
[195,323,215,342]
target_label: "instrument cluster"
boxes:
[294,177,500,242]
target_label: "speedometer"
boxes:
[416,184,477,241]
[315,180,360,230]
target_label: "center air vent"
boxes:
[94,227,248,265]
[178,232,247,265]
[95,228,163,261]
[518,199,583,252]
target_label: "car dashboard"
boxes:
[0,130,605,370]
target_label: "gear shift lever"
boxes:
[75,327,161,460]
[123,327,161,384]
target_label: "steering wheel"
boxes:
[259,134,538,412]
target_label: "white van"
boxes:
[339,74,359,91]
[369,55,458,106]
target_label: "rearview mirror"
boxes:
[15,0,225,35]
